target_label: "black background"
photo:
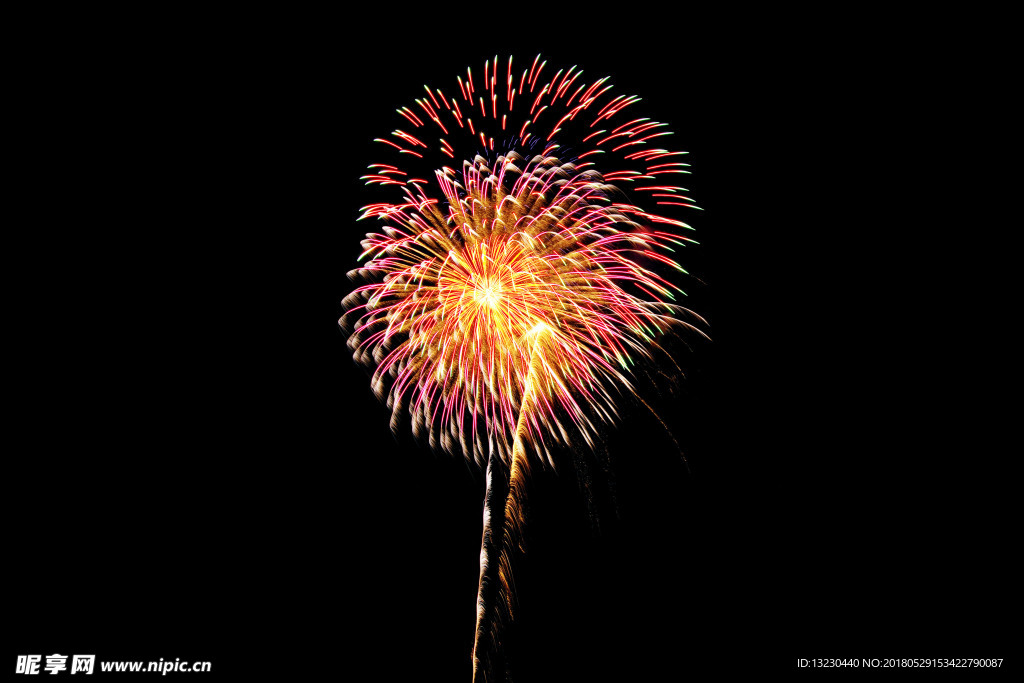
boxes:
[8,9,1015,681]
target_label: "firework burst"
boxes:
[341,54,706,680]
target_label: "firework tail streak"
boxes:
[340,54,706,680]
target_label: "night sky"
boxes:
[9,11,1014,681]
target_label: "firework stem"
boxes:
[472,327,548,681]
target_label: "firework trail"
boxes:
[341,54,705,680]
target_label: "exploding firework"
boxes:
[341,54,705,680]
